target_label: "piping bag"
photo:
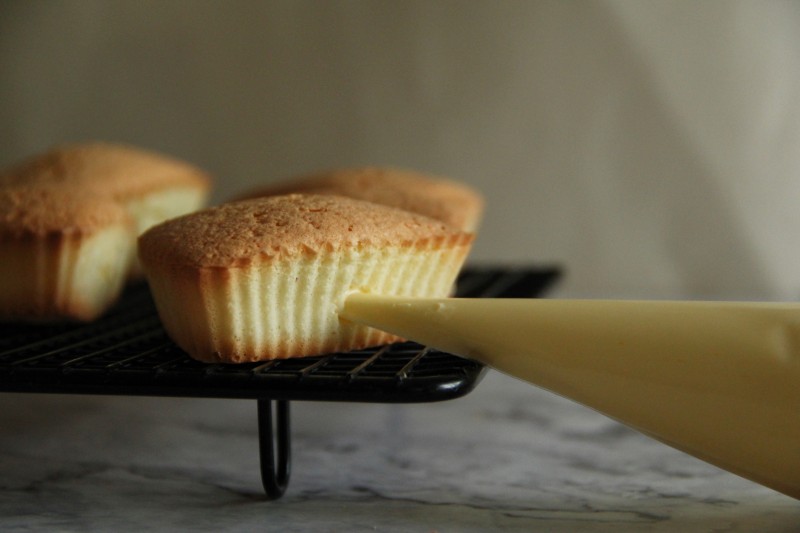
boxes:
[340,293,800,499]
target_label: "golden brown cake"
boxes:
[234,167,484,232]
[138,194,474,363]
[0,186,135,321]
[1,142,212,273]
[0,142,212,321]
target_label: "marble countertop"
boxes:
[1,370,798,532]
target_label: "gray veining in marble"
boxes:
[1,371,799,532]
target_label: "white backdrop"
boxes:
[2,0,799,300]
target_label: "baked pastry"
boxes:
[234,167,484,232]
[138,194,474,363]
[0,142,212,321]
[0,142,212,275]
[0,186,135,321]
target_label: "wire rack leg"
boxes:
[257,398,291,499]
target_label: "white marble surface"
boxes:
[1,370,798,532]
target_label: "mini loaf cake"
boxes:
[234,167,484,232]
[138,194,474,363]
[0,186,135,321]
[0,142,212,321]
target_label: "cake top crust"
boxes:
[138,194,473,268]
[0,142,211,200]
[0,142,211,238]
[235,166,483,231]
[0,185,131,238]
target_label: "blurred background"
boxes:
[2,0,799,300]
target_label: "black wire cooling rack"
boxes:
[0,265,559,499]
